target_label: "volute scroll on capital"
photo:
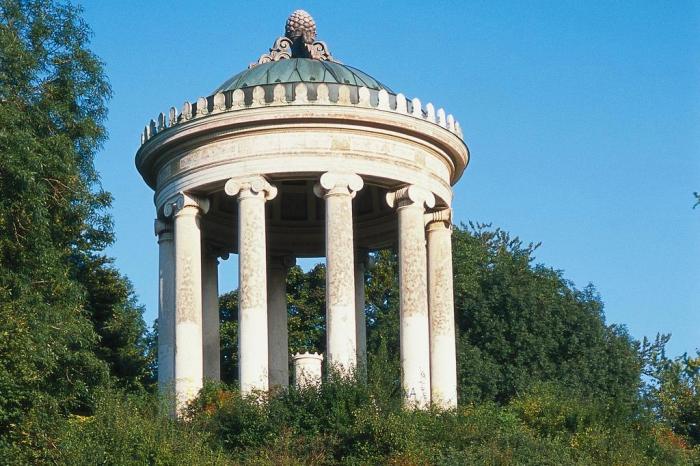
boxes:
[385,185,436,210]
[162,192,210,218]
[313,172,364,198]
[224,175,278,201]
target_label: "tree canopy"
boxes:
[0,0,151,454]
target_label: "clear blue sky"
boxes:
[81,1,699,357]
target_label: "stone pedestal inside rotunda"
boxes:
[136,10,470,413]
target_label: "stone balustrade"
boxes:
[140,82,465,146]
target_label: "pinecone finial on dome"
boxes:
[250,10,337,68]
[285,10,317,44]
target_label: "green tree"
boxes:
[75,255,153,390]
[643,335,700,446]
[0,0,150,452]
[363,224,642,413]
[452,223,642,410]
[287,263,326,353]
[218,290,239,385]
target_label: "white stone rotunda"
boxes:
[136,10,470,411]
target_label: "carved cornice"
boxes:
[224,175,278,201]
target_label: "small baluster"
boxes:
[294,83,309,104]
[316,83,330,104]
[395,93,407,113]
[411,97,422,118]
[232,89,245,109]
[213,92,226,113]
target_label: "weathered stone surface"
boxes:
[155,219,175,400]
[225,176,277,395]
[163,192,209,413]
[426,209,458,409]
[355,250,369,378]
[315,172,363,374]
[387,186,435,408]
[202,252,220,382]
[293,352,323,388]
[268,255,295,388]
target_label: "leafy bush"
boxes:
[13,389,229,465]
[186,378,698,465]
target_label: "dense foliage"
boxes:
[451,224,642,408]
[21,379,697,465]
[212,224,698,461]
[0,0,151,456]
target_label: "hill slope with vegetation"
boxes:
[0,1,697,464]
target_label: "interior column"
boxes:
[155,219,175,394]
[202,249,222,382]
[355,250,368,379]
[268,255,295,389]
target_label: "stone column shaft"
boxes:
[354,252,368,378]
[427,210,458,409]
[315,172,364,375]
[156,220,175,393]
[387,186,435,409]
[202,252,221,381]
[268,256,295,388]
[225,176,277,395]
[164,193,209,411]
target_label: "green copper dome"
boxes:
[214,58,392,94]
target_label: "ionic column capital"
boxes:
[313,172,364,198]
[154,218,173,237]
[425,208,452,229]
[355,248,371,268]
[269,254,296,271]
[163,192,210,218]
[204,243,230,261]
[386,185,436,210]
[224,175,278,201]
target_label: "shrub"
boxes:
[53,389,228,465]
